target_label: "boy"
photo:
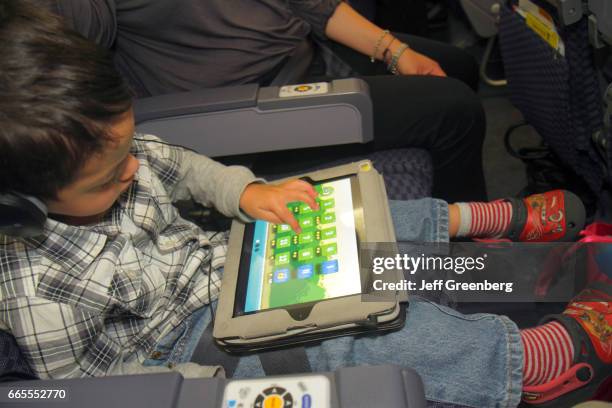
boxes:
[0,2,609,407]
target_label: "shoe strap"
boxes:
[505,198,526,241]
[522,362,593,404]
[523,311,610,405]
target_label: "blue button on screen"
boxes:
[273,268,290,283]
[321,259,339,275]
[297,264,314,279]
[302,394,312,408]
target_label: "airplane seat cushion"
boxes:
[0,330,36,381]
[365,148,433,200]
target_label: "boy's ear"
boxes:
[0,192,48,238]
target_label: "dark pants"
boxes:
[309,34,487,202]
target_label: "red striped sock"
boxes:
[521,321,575,386]
[456,200,513,238]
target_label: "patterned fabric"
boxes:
[498,5,605,194]
[521,321,574,385]
[0,136,238,379]
[455,201,512,238]
[368,149,433,200]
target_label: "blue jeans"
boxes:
[145,199,523,408]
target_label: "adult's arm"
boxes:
[286,0,342,39]
[325,2,446,76]
[49,0,117,48]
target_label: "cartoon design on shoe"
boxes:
[506,190,586,242]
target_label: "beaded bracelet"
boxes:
[371,29,390,63]
[387,42,409,75]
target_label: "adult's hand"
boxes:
[396,47,446,77]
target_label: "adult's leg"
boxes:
[366,74,486,202]
[320,37,487,202]
[401,34,480,91]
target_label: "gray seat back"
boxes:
[460,0,501,38]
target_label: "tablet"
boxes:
[234,176,365,316]
[214,161,404,351]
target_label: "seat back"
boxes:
[460,0,501,38]
[498,1,607,195]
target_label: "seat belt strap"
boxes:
[190,323,240,377]
[192,323,312,377]
[258,347,312,375]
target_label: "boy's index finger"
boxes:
[300,191,319,212]
[277,204,301,234]
[287,190,319,212]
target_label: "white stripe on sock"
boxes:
[456,202,472,237]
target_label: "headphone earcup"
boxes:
[0,193,47,238]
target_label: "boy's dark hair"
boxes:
[0,0,133,200]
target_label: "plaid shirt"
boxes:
[0,135,257,379]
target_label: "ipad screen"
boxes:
[238,177,362,314]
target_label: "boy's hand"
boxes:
[240,180,319,233]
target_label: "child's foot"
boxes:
[505,190,586,242]
[522,282,612,406]
[456,190,586,242]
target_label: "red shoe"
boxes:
[522,282,612,406]
[505,190,586,242]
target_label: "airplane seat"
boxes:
[459,0,508,86]
[497,0,609,208]
[2,365,428,408]
[0,329,36,382]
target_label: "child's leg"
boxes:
[388,190,585,244]
[388,198,450,243]
[233,298,524,407]
[519,283,611,405]
[233,284,611,407]
[450,190,586,242]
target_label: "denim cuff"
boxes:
[389,198,450,243]
[498,315,524,408]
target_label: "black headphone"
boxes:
[0,192,48,238]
